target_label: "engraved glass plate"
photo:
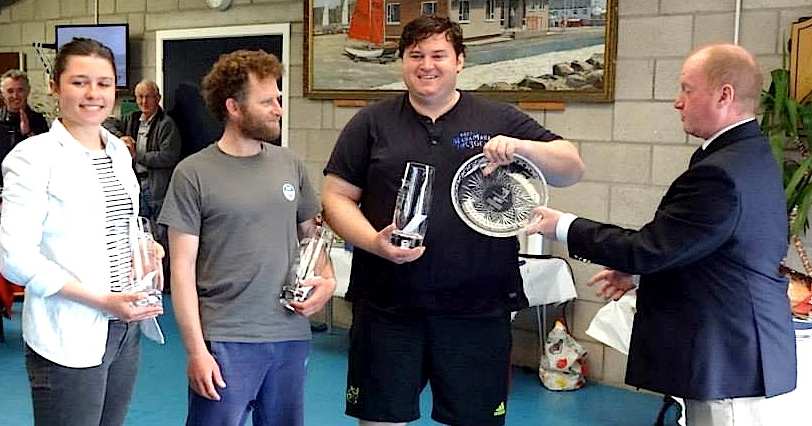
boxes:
[451,153,548,237]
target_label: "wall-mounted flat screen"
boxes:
[55,24,129,89]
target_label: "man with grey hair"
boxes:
[106,79,182,222]
[0,69,49,185]
[106,79,182,290]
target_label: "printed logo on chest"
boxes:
[282,183,296,201]
[452,131,491,150]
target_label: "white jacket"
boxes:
[1,119,140,368]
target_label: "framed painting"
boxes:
[303,0,618,102]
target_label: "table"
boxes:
[326,249,578,331]
[588,300,810,426]
[768,322,812,413]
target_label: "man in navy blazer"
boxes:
[526,44,796,425]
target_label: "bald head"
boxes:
[688,44,762,115]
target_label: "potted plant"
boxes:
[761,50,812,317]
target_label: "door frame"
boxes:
[155,24,290,147]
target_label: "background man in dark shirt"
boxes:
[0,70,49,186]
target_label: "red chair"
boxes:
[0,275,23,343]
[0,220,25,342]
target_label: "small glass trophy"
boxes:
[130,216,163,307]
[391,161,435,249]
[280,226,333,311]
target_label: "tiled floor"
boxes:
[0,300,666,426]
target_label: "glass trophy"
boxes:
[130,216,163,307]
[280,226,333,311]
[391,161,435,248]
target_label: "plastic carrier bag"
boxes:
[585,293,636,355]
[539,319,587,391]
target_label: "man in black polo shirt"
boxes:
[322,15,585,426]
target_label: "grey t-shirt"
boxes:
[159,142,320,342]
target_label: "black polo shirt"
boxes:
[325,92,561,316]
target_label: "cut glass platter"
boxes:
[451,153,548,237]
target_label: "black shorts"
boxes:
[345,302,512,426]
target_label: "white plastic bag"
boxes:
[539,320,587,390]
[585,293,636,355]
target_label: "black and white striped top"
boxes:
[88,149,134,293]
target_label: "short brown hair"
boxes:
[201,49,283,122]
[398,15,466,59]
[52,38,116,85]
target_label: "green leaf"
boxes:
[792,183,812,236]
[785,153,812,201]
[800,103,812,150]
[785,99,800,137]
[761,59,812,239]
[769,134,784,166]
[771,69,790,119]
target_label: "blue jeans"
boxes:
[138,179,166,242]
[186,340,310,426]
[25,320,141,426]
[138,177,168,287]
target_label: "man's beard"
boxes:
[237,106,280,142]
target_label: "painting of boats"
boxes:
[305,0,618,102]
[344,0,398,62]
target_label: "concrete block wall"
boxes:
[2,0,809,391]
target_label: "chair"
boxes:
[0,278,23,343]
[0,226,25,343]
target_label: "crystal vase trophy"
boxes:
[391,162,435,248]
[280,226,334,311]
[131,216,163,307]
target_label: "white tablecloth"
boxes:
[330,248,352,298]
[329,249,577,307]
[518,256,577,307]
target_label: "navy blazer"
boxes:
[567,120,796,399]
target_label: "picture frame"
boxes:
[0,52,25,75]
[303,0,618,102]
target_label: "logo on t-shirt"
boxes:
[452,131,492,150]
[282,183,296,201]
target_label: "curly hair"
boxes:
[398,15,465,59]
[201,49,283,122]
